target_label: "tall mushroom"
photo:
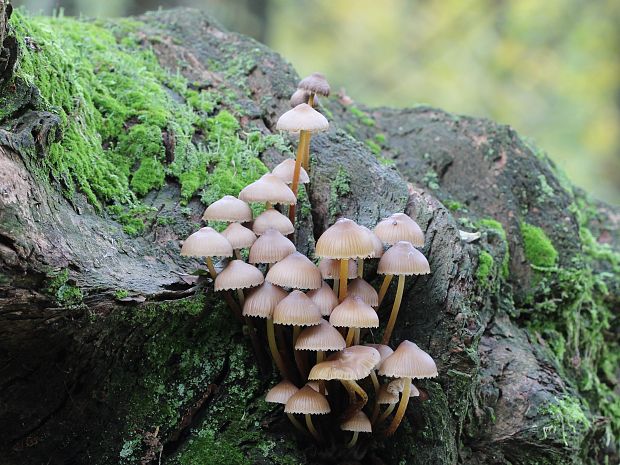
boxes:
[284,385,330,442]
[330,295,379,346]
[297,72,331,170]
[377,241,430,345]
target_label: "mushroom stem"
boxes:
[236,288,245,307]
[303,93,315,171]
[357,259,364,278]
[267,318,290,379]
[316,351,326,395]
[369,370,381,424]
[234,249,242,260]
[346,431,359,448]
[377,402,396,424]
[305,413,321,442]
[377,274,393,306]
[385,377,411,435]
[338,259,348,302]
[293,325,307,379]
[332,279,339,294]
[288,130,310,224]
[381,274,405,345]
[265,201,272,209]
[286,413,308,436]
[353,328,361,345]
[205,257,218,280]
[341,380,369,409]
[244,315,267,374]
[345,327,355,347]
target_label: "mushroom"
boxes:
[215,260,264,306]
[252,208,295,236]
[221,222,257,259]
[297,72,330,170]
[357,225,384,278]
[272,158,310,185]
[266,251,323,290]
[378,340,438,435]
[377,241,430,345]
[249,228,296,266]
[180,227,233,280]
[340,410,372,448]
[239,173,296,210]
[374,384,399,424]
[202,195,252,224]
[284,385,330,441]
[265,380,306,434]
[330,295,379,346]
[318,258,357,294]
[365,343,395,422]
[295,319,346,363]
[290,88,312,108]
[307,281,339,317]
[347,277,379,307]
[315,218,374,302]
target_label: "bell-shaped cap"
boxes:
[378,340,438,379]
[318,258,357,280]
[265,380,299,404]
[298,72,331,97]
[221,222,257,249]
[329,295,379,329]
[365,343,394,370]
[252,209,295,236]
[295,319,346,352]
[249,229,295,264]
[242,281,288,318]
[359,225,384,258]
[276,103,329,133]
[340,411,372,433]
[374,213,424,247]
[377,241,430,276]
[307,282,339,316]
[284,385,330,415]
[181,227,233,258]
[214,260,264,291]
[266,252,322,290]
[308,345,380,381]
[306,381,328,395]
[272,158,310,185]
[239,174,296,205]
[377,385,399,405]
[387,378,421,397]
[315,218,374,259]
[202,195,252,223]
[290,88,311,107]
[273,290,322,326]
[348,278,379,306]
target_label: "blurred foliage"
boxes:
[16,0,620,204]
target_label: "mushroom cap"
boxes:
[242,281,288,318]
[347,278,379,307]
[290,88,311,107]
[315,218,375,260]
[378,340,438,379]
[295,319,347,351]
[266,252,323,290]
[239,174,297,205]
[271,158,310,185]
[249,229,296,264]
[365,343,394,370]
[377,241,431,276]
[202,195,252,223]
[306,381,328,395]
[221,222,257,249]
[307,282,339,316]
[273,290,322,326]
[377,385,399,405]
[214,260,264,291]
[276,103,329,133]
[180,227,233,258]
[359,225,384,258]
[387,378,421,397]
[298,72,331,97]
[374,213,424,247]
[308,345,380,381]
[265,380,299,404]
[318,258,357,280]
[340,411,372,433]
[252,209,295,236]
[284,385,330,415]
[329,295,379,329]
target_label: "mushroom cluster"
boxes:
[180,72,438,448]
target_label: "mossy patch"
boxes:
[476,250,494,288]
[46,269,83,306]
[348,106,375,127]
[477,218,509,278]
[520,222,558,268]
[538,396,591,448]
[328,166,352,219]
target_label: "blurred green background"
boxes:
[15,0,620,205]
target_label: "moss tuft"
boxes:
[520,222,558,268]
[46,269,83,306]
[477,218,509,278]
[476,250,494,287]
[328,167,352,219]
[538,396,591,447]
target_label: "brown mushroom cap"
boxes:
[273,290,322,326]
[359,225,384,258]
[242,281,288,318]
[307,281,339,316]
[266,252,323,290]
[284,385,331,415]
[265,380,299,404]
[221,222,257,249]
[271,158,310,185]
[239,174,297,205]
[374,213,424,247]
[202,195,252,223]
[387,378,421,397]
[348,278,379,306]
[249,229,296,264]
[298,72,331,97]
[276,103,329,133]
[365,343,394,370]
[378,340,438,379]
[318,258,357,280]
[290,88,311,107]
[329,295,379,329]
[308,345,380,381]
[315,218,375,259]
[295,319,346,351]
[377,384,399,405]
[252,209,295,236]
[340,411,372,433]
[180,227,233,258]
[377,241,430,276]
[214,260,264,291]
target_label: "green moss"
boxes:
[328,167,352,219]
[46,269,83,306]
[477,218,510,278]
[130,157,166,196]
[375,133,387,144]
[520,222,558,268]
[445,200,465,212]
[114,289,129,299]
[476,250,494,287]
[538,396,591,447]
[365,138,381,155]
[537,174,555,200]
[348,106,375,126]
[422,169,440,190]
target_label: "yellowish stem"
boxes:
[339,259,348,302]
[205,257,217,280]
[288,130,309,224]
[346,431,359,448]
[377,402,396,424]
[293,325,307,379]
[265,201,272,209]
[385,377,411,435]
[345,327,355,347]
[377,274,393,306]
[370,370,381,423]
[267,318,289,379]
[303,94,314,171]
[381,274,405,345]
[354,328,360,345]
[333,279,339,294]
[234,249,242,260]
[305,414,320,442]
[236,288,245,307]
[357,259,364,278]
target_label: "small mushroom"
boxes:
[357,225,384,277]
[374,212,425,247]
[272,158,310,185]
[180,227,233,279]
[340,410,372,448]
[365,343,395,422]
[249,229,296,265]
[215,260,264,307]
[284,385,330,441]
[239,173,297,209]
[265,380,306,434]
[202,195,252,223]
[266,251,323,290]
[298,72,331,100]
[318,257,357,294]
[221,222,257,259]
[295,319,346,363]
[290,88,312,108]
[307,281,339,317]
[252,208,295,236]
[347,277,379,307]
[330,295,379,346]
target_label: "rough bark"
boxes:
[0,5,618,465]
